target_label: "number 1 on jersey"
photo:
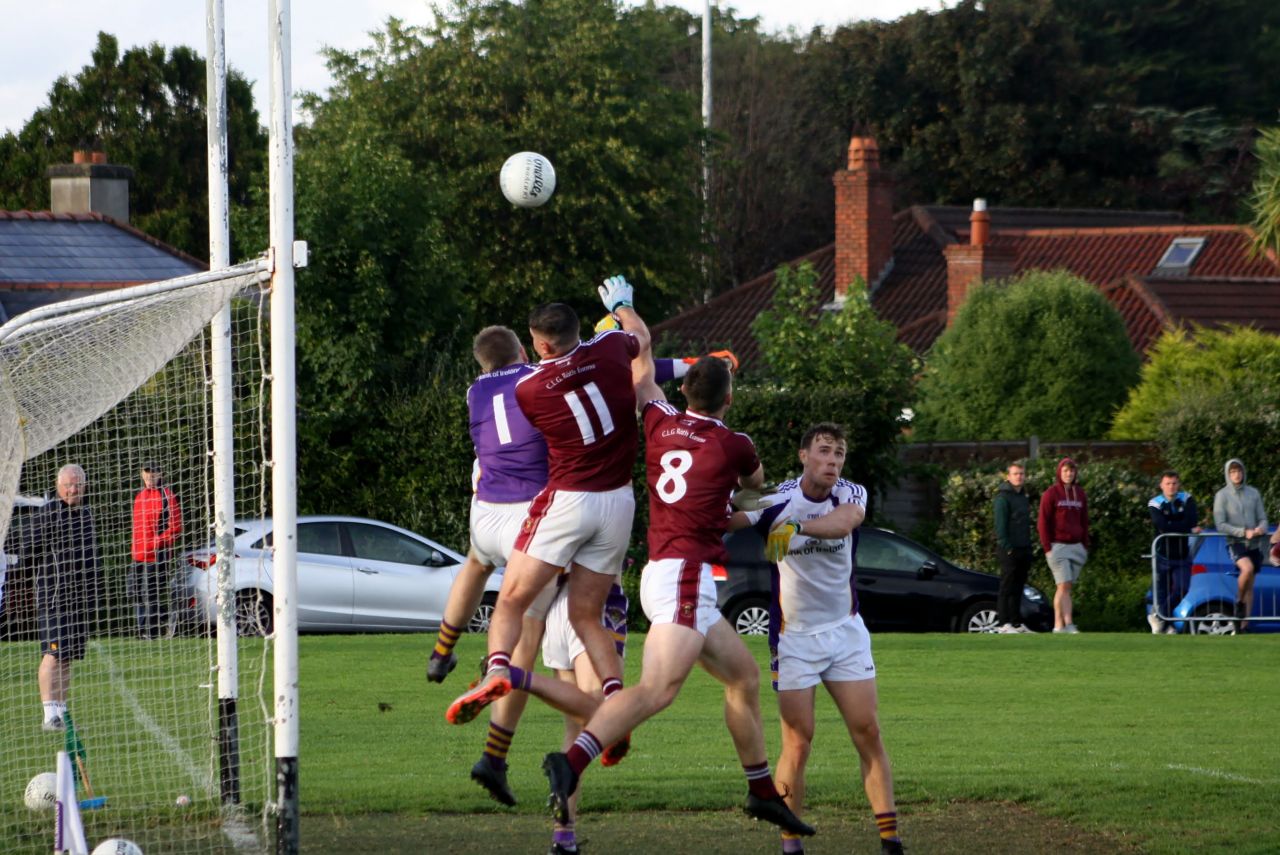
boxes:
[564,382,615,445]
[492,393,513,445]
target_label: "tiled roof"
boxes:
[651,245,835,368]
[0,211,203,283]
[0,210,203,322]
[653,203,1280,366]
[1143,275,1280,334]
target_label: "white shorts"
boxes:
[542,579,629,671]
[515,485,634,576]
[471,497,559,620]
[469,497,530,568]
[640,557,723,637]
[773,613,875,691]
[525,573,560,622]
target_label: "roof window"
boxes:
[1154,237,1205,276]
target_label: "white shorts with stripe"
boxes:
[640,557,723,637]
[773,613,875,691]
[515,485,634,576]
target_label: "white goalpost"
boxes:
[0,0,302,851]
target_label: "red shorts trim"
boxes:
[514,488,556,554]
[675,560,700,629]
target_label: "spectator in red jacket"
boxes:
[130,461,183,638]
[1037,457,1090,634]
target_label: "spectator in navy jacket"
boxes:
[1147,470,1199,634]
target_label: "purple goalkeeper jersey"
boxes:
[468,364,549,503]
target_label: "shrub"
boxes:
[1156,391,1280,517]
[914,269,1140,440]
[1109,325,1280,440]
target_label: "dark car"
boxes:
[714,526,1053,635]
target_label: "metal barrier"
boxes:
[1149,531,1280,634]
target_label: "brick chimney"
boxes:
[47,150,134,223]
[942,198,1017,326]
[832,136,894,299]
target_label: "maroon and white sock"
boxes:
[601,677,623,698]
[566,730,604,775]
[744,761,780,800]
[487,652,511,673]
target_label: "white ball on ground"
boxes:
[24,772,57,810]
[175,794,191,807]
[499,151,556,208]
[91,839,144,855]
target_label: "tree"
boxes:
[746,262,916,494]
[1250,127,1280,260]
[309,0,706,328]
[282,117,471,514]
[0,32,265,259]
[1108,324,1280,511]
[1109,325,1280,440]
[913,270,1139,440]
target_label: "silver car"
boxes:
[181,516,500,636]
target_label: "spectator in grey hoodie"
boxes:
[1212,458,1268,632]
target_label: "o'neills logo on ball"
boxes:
[528,158,545,198]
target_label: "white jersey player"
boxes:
[733,422,904,855]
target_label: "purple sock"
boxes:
[553,829,577,850]
[508,666,532,691]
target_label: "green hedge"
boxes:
[934,457,1155,631]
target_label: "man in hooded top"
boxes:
[1037,458,1090,634]
[1213,458,1268,632]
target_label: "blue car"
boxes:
[1161,529,1280,634]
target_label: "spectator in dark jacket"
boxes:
[23,464,100,731]
[993,462,1034,633]
[1147,470,1199,634]
[130,461,182,638]
[1037,457,1090,634]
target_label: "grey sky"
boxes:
[1,1,948,135]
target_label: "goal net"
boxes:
[0,261,273,854]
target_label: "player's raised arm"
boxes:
[631,344,664,409]
[599,275,650,354]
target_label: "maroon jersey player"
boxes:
[447,276,648,727]
[541,352,814,841]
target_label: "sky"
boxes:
[1,1,951,135]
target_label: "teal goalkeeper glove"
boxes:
[766,521,802,563]
[598,275,634,312]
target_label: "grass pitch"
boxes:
[301,631,1279,854]
[3,631,1277,853]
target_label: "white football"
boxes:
[499,151,556,208]
[24,772,57,810]
[92,839,144,855]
